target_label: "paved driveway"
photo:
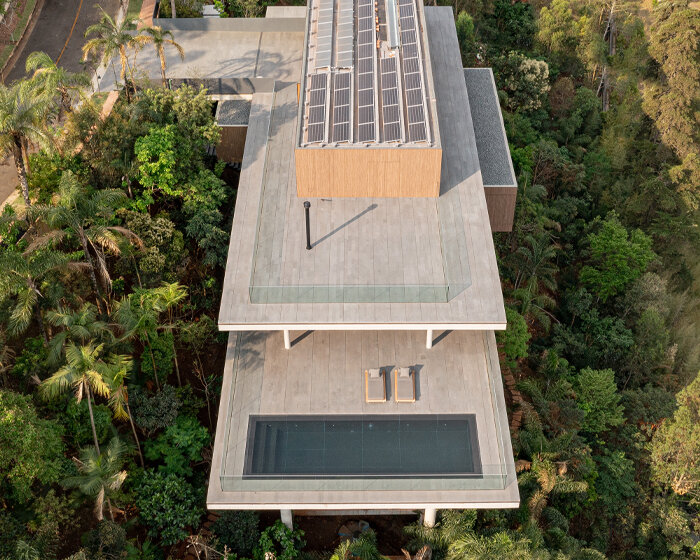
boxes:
[5,0,121,84]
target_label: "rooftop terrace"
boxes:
[218,7,506,329]
[207,329,518,509]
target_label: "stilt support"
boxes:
[426,329,433,349]
[424,508,437,527]
[281,509,293,529]
[284,330,291,350]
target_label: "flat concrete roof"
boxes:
[463,69,516,188]
[218,7,506,330]
[207,330,519,509]
[98,16,304,90]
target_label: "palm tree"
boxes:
[135,26,184,87]
[0,81,50,207]
[26,51,90,114]
[63,436,129,521]
[0,247,73,342]
[104,354,144,467]
[518,457,588,524]
[45,302,112,365]
[40,341,113,453]
[29,171,142,314]
[82,8,136,101]
[113,291,161,390]
[447,532,532,560]
[152,282,187,386]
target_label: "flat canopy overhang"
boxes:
[218,7,507,330]
[207,330,519,510]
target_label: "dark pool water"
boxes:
[243,414,480,477]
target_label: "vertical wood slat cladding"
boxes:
[484,186,516,232]
[295,147,442,197]
[217,126,248,163]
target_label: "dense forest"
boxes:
[0,0,698,558]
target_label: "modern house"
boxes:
[143,0,520,528]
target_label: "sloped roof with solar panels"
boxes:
[298,0,438,147]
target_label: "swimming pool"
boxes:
[243,414,481,478]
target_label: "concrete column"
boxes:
[424,508,437,527]
[281,509,293,529]
[426,329,433,349]
[284,330,291,350]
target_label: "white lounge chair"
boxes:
[394,367,416,403]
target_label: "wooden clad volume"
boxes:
[295,147,442,197]
[217,126,248,163]
[484,186,517,232]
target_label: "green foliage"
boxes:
[650,372,700,506]
[118,210,185,283]
[494,51,550,112]
[211,511,260,557]
[9,336,49,385]
[497,307,530,369]
[59,399,112,447]
[63,437,130,521]
[128,384,180,436]
[156,0,203,17]
[143,414,209,477]
[575,368,624,434]
[124,539,162,560]
[580,212,656,302]
[455,12,476,65]
[84,520,127,559]
[0,390,65,503]
[254,520,305,560]
[134,470,203,546]
[139,331,174,387]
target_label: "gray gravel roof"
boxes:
[464,68,516,187]
[216,99,252,126]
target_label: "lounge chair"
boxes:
[365,368,386,403]
[394,367,416,403]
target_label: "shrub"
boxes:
[211,511,260,557]
[254,520,305,560]
[143,415,209,477]
[59,399,112,447]
[575,368,624,434]
[497,307,531,369]
[134,471,203,546]
[84,520,127,559]
[0,390,65,503]
[140,332,175,388]
[129,384,180,437]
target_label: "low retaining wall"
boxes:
[152,14,305,32]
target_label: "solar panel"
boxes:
[380,57,402,142]
[315,0,334,69]
[397,0,428,142]
[356,0,376,143]
[336,0,354,68]
[307,73,329,143]
[332,72,352,142]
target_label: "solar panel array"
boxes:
[315,0,334,69]
[335,0,354,68]
[356,0,376,142]
[380,57,402,142]
[307,73,328,143]
[303,0,432,146]
[398,0,428,142]
[332,72,352,142]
